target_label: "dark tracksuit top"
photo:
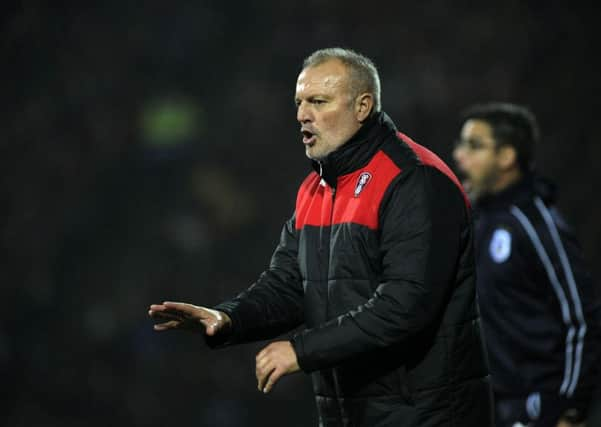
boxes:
[210,112,493,426]
[473,176,601,424]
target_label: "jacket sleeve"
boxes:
[291,166,468,372]
[554,211,601,397]
[206,214,305,348]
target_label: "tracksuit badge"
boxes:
[354,172,372,197]
[526,392,541,420]
[490,228,512,263]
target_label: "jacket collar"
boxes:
[311,111,397,188]
[475,173,556,211]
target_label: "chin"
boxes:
[468,187,488,201]
[305,147,324,161]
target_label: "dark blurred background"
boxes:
[2,1,600,426]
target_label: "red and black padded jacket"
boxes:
[212,112,493,427]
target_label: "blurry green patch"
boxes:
[140,98,205,147]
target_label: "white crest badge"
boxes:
[489,228,512,263]
[354,172,372,197]
[526,392,541,420]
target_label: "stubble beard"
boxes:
[471,167,502,201]
[305,141,328,161]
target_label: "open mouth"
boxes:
[454,170,472,193]
[301,129,317,146]
[461,179,472,192]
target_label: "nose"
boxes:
[296,101,312,123]
[453,144,466,166]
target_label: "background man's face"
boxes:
[453,119,501,199]
[295,60,362,161]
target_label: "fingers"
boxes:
[255,348,269,391]
[263,367,284,393]
[149,302,225,335]
[148,304,167,317]
[148,304,182,320]
[255,342,298,394]
[162,301,209,318]
[153,319,181,331]
[256,352,279,393]
[148,303,190,332]
[256,362,276,393]
[148,309,184,322]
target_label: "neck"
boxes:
[491,167,523,194]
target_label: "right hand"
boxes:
[148,301,231,336]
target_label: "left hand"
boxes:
[148,301,231,336]
[255,341,300,393]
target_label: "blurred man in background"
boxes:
[453,102,601,427]
[149,48,493,426]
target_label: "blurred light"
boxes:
[140,96,205,149]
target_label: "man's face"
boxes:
[295,60,362,160]
[453,119,501,199]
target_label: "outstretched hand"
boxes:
[148,301,231,336]
[255,341,300,394]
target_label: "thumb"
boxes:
[200,318,221,336]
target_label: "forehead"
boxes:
[295,60,349,96]
[461,119,494,140]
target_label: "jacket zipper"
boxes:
[326,185,347,425]
[318,163,346,424]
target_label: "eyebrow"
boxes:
[294,95,327,105]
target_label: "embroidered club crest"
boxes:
[489,228,512,263]
[354,172,372,197]
[526,392,541,420]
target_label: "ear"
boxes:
[497,145,518,170]
[355,93,374,122]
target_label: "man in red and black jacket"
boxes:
[149,48,493,427]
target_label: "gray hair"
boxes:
[302,47,382,113]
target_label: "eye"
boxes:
[455,138,488,151]
[467,139,486,150]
